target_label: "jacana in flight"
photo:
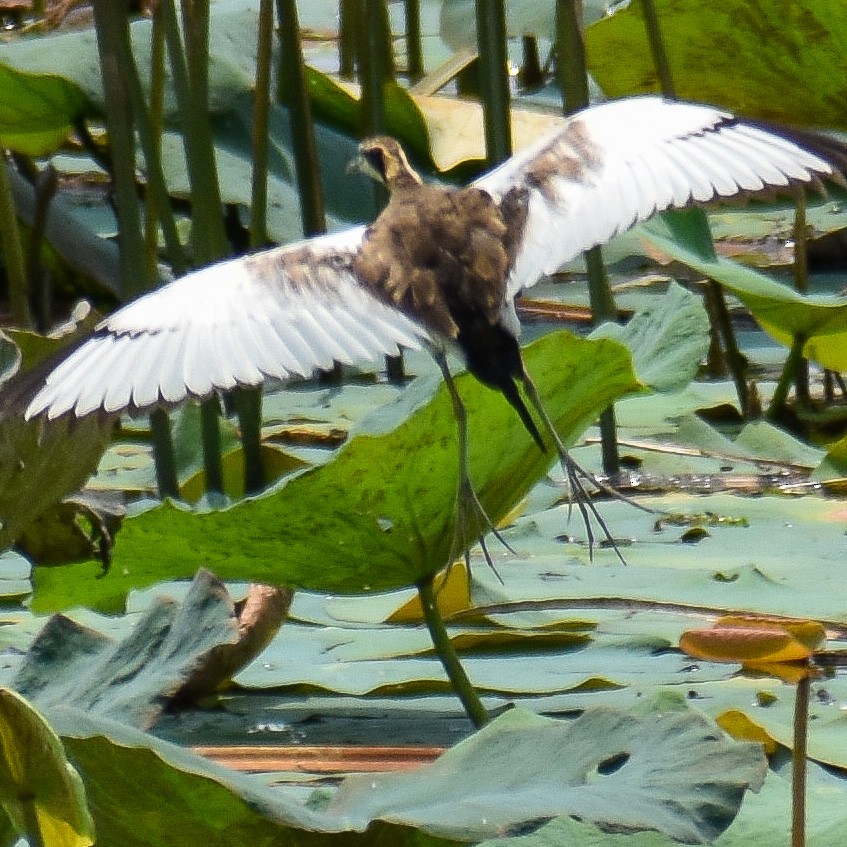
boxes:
[23,96,847,560]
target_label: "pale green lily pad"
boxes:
[591,281,710,392]
[15,570,243,730]
[329,704,765,844]
[478,762,847,847]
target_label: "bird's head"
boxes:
[348,136,422,192]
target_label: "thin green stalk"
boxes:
[150,408,179,497]
[474,0,511,164]
[701,278,728,377]
[25,163,57,332]
[141,3,182,497]
[417,574,489,728]
[92,0,146,299]
[0,159,31,327]
[709,278,752,417]
[95,1,181,495]
[767,334,806,421]
[176,0,228,262]
[640,0,675,98]
[234,387,264,494]
[124,19,186,276]
[276,0,326,237]
[145,6,169,278]
[0,154,32,327]
[555,0,589,113]
[222,0,277,495]
[163,0,228,492]
[252,0,274,248]
[557,0,619,473]
[792,671,810,847]
[792,188,809,403]
[404,0,423,82]
[359,0,392,138]
[338,0,358,79]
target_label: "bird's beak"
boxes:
[346,152,366,176]
[347,151,382,184]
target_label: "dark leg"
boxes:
[519,366,649,563]
[431,349,514,577]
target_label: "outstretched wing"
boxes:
[474,96,847,298]
[26,227,428,420]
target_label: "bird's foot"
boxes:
[555,449,652,564]
[451,476,514,584]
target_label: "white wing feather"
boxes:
[473,96,837,298]
[26,227,428,420]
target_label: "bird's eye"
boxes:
[363,147,387,178]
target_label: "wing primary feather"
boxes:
[71,336,133,417]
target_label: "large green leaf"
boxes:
[0,63,91,156]
[585,0,847,129]
[30,332,640,612]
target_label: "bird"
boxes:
[22,95,847,562]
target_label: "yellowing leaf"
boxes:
[680,626,815,664]
[716,709,778,754]
[0,689,94,847]
[389,562,472,623]
[715,616,826,653]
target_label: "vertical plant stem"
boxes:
[417,574,489,728]
[767,334,806,421]
[164,0,229,493]
[26,164,57,332]
[338,0,358,79]
[404,0,423,82]
[708,278,752,417]
[234,387,264,494]
[555,0,589,112]
[150,408,179,496]
[792,671,811,847]
[474,0,511,164]
[557,0,619,474]
[142,2,183,496]
[252,0,274,249]
[359,0,391,138]
[145,5,167,280]
[94,0,182,494]
[792,188,810,403]
[640,0,675,98]
[92,0,146,299]
[226,0,278,496]
[276,0,327,236]
[0,154,32,327]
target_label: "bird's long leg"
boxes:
[519,366,651,563]
[430,349,515,577]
